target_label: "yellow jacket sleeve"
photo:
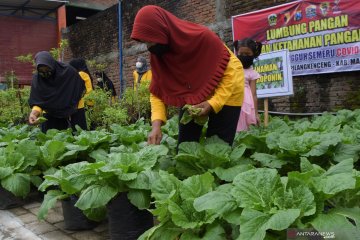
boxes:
[32,106,42,113]
[133,70,152,90]
[133,71,138,89]
[150,93,167,123]
[207,47,244,113]
[78,71,93,108]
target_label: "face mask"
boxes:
[97,77,103,82]
[148,44,170,56]
[136,62,143,68]
[38,71,52,79]
[237,55,254,69]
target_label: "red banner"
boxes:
[232,0,360,76]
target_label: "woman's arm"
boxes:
[148,94,167,144]
[207,52,240,113]
[250,79,260,124]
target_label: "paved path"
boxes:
[0,201,109,240]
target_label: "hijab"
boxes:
[136,56,149,74]
[95,71,117,97]
[28,51,85,118]
[131,5,230,106]
[69,58,93,81]
[69,58,94,90]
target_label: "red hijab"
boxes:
[131,5,230,106]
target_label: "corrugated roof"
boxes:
[0,0,67,19]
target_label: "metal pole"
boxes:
[118,0,123,98]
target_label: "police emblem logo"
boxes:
[320,2,330,16]
[305,5,317,18]
[294,10,302,21]
[268,13,277,26]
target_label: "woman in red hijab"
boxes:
[131,5,244,146]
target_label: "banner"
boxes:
[232,0,360,76]
[254,49,293,98]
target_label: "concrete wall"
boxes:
[63,0,360,112]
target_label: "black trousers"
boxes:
[41,108,87,133]
[178,105,241,146]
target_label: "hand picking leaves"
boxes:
[180,104,208,125]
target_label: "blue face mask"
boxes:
[148,44,170,56]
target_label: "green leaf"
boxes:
[251,153,286,169]
[178,142,203,156]
[138,221,181,240]
[89,149,108,162]
[223,208,243,225]
[17,140,40,169]
[1,173,30,197]
[169,200,216,229]
[311,212,360,239]
[40,140,66,167]
[232,168,282,210]
[137,145,168,169]
[83,206,107,222]
[334,143,360,162]
[331,207,360,226]
[202,143,231,168]
[0,167,13,179]
[304,133,342,157]
[212,164,254,182]
[180,223,226,240]
[193,191,237,215]
[180,172,214,200]
[324,158,353,176]
[230,144,247,161]
[300,157,313,172]
[319,173,356,195]
[75,185,118,210]
[30,175,43,188]
[266,209,300,230]
[127,170,159,190]
[127,189,151,209]
[38,190,67,220]
[5,152,24,170]
[151,171,181,201]
[239,208,300,240]
[277,182,316,216]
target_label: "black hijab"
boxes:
[95,71,117,97]
[69,58,93,82]
[28,51,85,118]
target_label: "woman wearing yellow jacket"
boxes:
[132,56,152,90]
[131,6,244,146]
[68,58,94,130]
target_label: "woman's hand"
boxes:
[192,101,213,116]
[148,120,163,145]
[28,110,40,125]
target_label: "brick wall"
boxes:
[0,16,57,85]
[63,5,120,94]
[63,0,360,112]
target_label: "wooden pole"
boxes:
[264,98,269,127]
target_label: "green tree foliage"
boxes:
[0,88,30,126]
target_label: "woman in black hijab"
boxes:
[28,51,85,132]
[95,71,117,99]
